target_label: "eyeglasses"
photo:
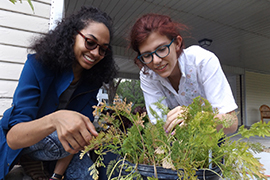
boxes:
[76,30,110,56]
[137,38,175,64]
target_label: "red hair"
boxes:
[129,13,188,69]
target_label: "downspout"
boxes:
[49,0,65,30]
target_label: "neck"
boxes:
[168,62,181,92]
[72,64,83,85]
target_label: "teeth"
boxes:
[84,55,94,62]
[157,64,166,70]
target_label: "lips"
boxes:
[84,54,95,63]
[156,64,167,70]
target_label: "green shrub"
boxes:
[81,96,270,180]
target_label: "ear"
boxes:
[175,35,182,51]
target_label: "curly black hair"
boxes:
[29,6,118,85]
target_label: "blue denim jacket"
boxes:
[0,54,100,179]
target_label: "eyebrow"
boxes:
[87,34,110,46]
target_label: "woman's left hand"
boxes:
[164,106,185,133]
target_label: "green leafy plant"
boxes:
[81,96,270,180]
[9,0,34,11]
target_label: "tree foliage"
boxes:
[116,79,145,108]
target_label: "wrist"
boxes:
[47,112,58,132]
[50,173,64,180]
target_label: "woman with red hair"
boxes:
[129,13,238,135]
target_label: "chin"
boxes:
[157,72,170,78]
[85,65,94,70]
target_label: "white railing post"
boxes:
[49,0,65,30]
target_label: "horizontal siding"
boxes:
[36,0,51,3]
[0,10,49,33]
[0,62,24,81]
[0,0,51,117]
[0,99,12,117]
[0,80,18,98]
[0,80,17,117]
[0,45,28,64]
[245,71,270,126]
[0,80,17,116]
[0,27,44,48]
[0,0,51,18]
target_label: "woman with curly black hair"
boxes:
[0,6,118,180]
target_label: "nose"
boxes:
[152,53,162,66]
[90,46,100,57]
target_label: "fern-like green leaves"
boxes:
[81,96,270,180]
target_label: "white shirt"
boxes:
[140,45,238,124]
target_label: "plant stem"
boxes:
[115,111,127,134]
[117,154,127,180]
[153,156,158,178]
[107,154,127,180]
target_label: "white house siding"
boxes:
[245,71,270,126]
[0,0,51,117]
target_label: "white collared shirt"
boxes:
[140,45,238,123]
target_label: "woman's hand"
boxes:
[164,107,238,135]
[7,110,98,154]
[51,110,98,154]
[215,111,238,135]
[164,106,185,133]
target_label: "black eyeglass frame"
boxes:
[76,30,110,56]
[137,38,175,64]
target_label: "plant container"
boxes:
[120,160,221,180]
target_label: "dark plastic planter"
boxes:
[120,160,221,180]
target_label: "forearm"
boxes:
[6,113,55,150]
[215,111,238,135]
[7,110,98,154]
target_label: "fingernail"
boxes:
[171,131,175,135]
[166,130,168,133]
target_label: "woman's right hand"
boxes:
[164,106,185,133]
[50,110,98,154]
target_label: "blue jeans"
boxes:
[22,131,116,180]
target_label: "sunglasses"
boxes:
[76,30,110,56]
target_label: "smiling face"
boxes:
[73,21,110,75]
[138,32,182,79]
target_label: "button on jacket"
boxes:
[0,54,100,179]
